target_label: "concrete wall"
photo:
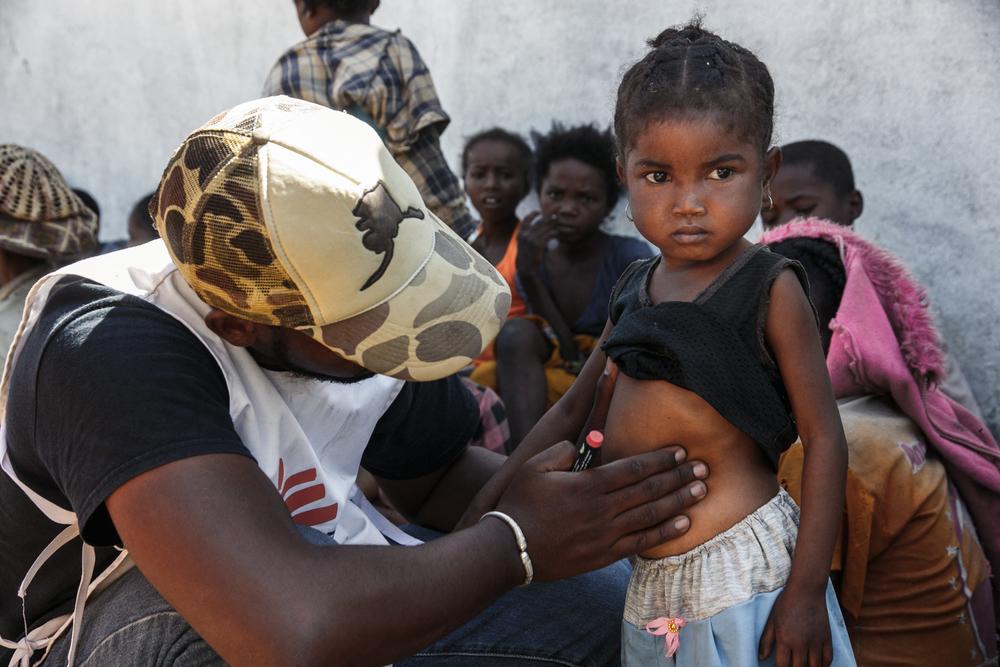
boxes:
[2,1,998,434]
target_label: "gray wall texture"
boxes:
[2,1,998,434]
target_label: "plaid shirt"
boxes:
[264,20,474,239]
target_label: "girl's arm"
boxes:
[455,320,614,529]
[760,269,847,667]
[515,217,581,361]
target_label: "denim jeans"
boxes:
[46,527,629,666]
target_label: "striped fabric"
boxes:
[264,20,474,239]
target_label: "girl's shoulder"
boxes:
[704,244,808,305]
[607,254,659,325]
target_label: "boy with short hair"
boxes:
[762,140,864,229]
[764,139,986,420]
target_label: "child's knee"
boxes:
[495,318,547,360]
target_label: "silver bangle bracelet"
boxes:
[480,510,534,586]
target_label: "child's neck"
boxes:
[480,214,519,241]
[659,238,751,271]
[652,239,752,302]
[558,230,606,260]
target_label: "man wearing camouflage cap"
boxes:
[0,97,709,666]
[0,145,98,358]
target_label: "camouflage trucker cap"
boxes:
[0,145,98,259]
[151,96,511,381]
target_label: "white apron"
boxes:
[1,241,414,665]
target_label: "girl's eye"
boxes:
[644,172,668,184]
[708,167,734,180]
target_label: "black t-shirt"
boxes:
[0,276,475,652]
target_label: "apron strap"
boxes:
[350,486,422,547]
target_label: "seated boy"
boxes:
[761,140,863,230]
[763,139,985,419]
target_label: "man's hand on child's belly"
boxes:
[496,442,710,580]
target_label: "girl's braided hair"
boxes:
[614,19,775,158]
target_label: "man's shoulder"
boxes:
[11,275,211,392]
[33,276,193,347]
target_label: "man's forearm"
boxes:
[293,520,524,665]
[110,454,524,667]
[113,442,706,666]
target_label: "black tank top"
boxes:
[602,244,814,468]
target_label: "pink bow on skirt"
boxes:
[646,616,686,658]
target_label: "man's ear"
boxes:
[762,146,782,190]
[848,189,864,223]
[204,310,261,348]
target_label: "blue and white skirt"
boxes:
[621,489,855,666]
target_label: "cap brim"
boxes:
[0,210,98,259]
[299,211,511,381]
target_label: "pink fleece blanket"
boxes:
[762,219,1000,621]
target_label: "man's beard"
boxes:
[247,336,376,384]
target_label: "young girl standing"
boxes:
[602,23,856,665]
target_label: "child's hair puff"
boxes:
[532,123,621,213]
[614,18,775,157]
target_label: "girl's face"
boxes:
[619,116,779,266]
[463,140,528,225]
[539,158,609,244]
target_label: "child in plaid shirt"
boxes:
[265,0,474,240]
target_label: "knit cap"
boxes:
[0,145,98,259]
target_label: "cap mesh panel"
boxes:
[154,124,313,327]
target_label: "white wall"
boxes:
[2,0,998,435]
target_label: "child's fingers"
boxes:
[819,640,833,667]
[520,213,557,246]
[757,616,775,660]
[579,360,619,444]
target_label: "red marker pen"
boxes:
[572,430,603,472]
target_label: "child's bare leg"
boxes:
[495,318,550,448]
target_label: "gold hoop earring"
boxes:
[765,191,774,210]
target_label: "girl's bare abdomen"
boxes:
[604,375,779,559]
